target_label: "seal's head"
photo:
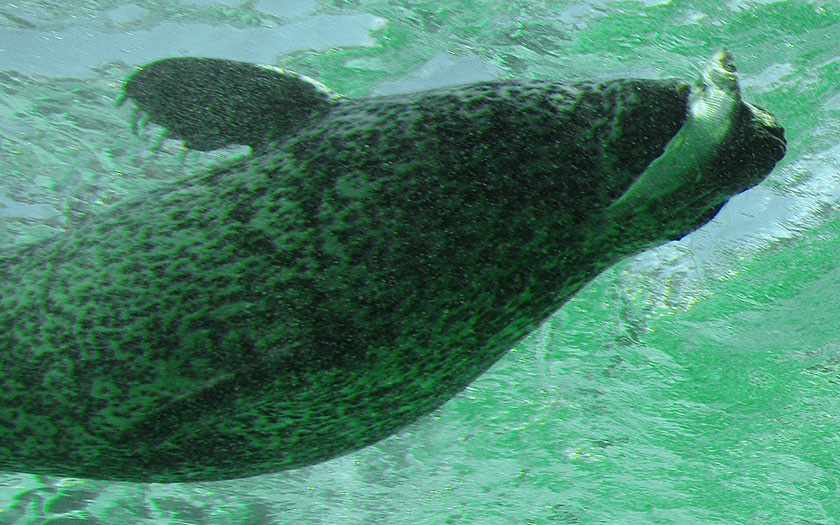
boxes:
[605,49,785,239]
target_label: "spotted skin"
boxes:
[0,56,785,482]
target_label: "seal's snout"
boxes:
[769,124,786,152]
[747,102,786,161]
[765,119,787,159]
[764,111,786,147]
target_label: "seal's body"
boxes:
[0,50,785,482]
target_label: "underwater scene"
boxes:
[0,0,837,523]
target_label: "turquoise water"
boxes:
[0,0,837,523]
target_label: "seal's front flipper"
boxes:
[121,57,342,152]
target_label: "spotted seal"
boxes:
[0,50,785,482]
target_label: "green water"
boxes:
[0,0,837,523]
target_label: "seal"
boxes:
[0,50,785,482]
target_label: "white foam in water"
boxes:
[187,0,243,6]
[0,14,385,77]
[255,0,320,19]
[371,52,503,95]
[101,4,148,24]
[0,193,55,219]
